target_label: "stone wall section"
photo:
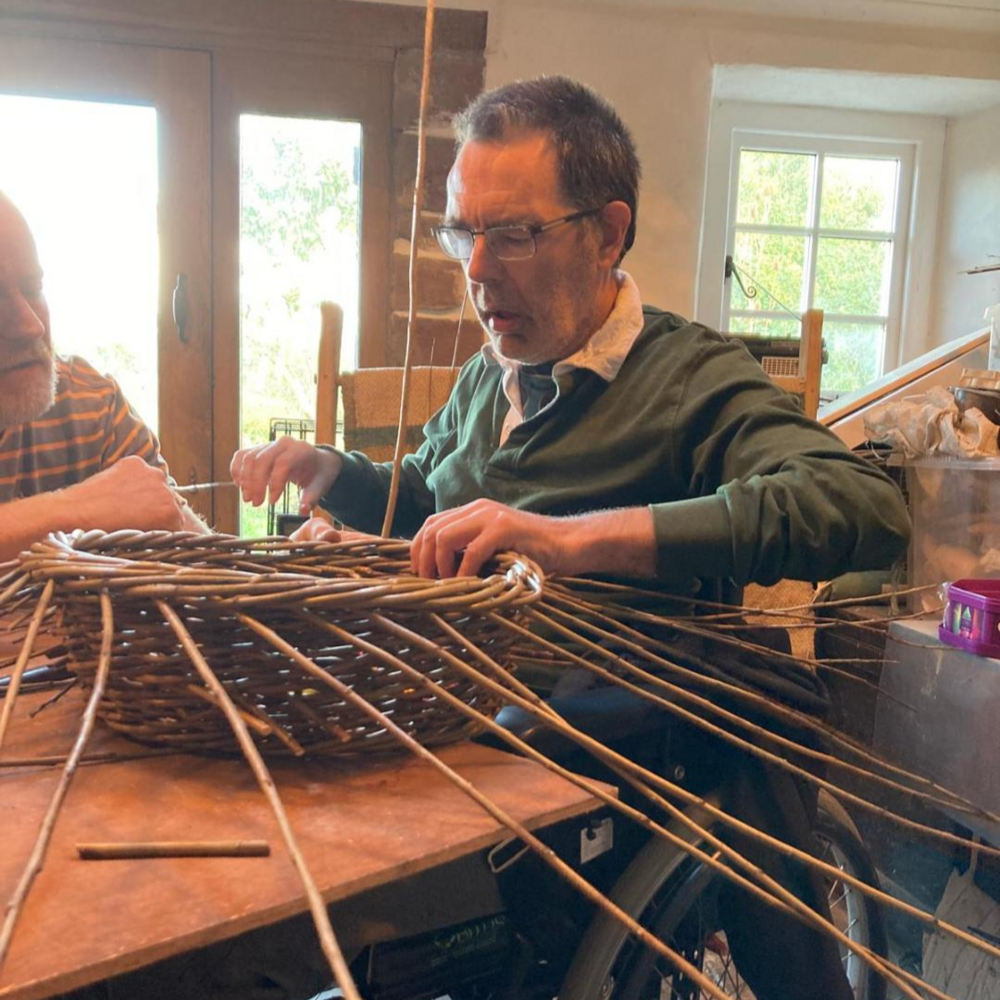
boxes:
[388,44,485,367]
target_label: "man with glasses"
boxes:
[233,76,906,592]
[233,77,907,1000]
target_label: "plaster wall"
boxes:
[931,103,1000,346]
[362,1,1000,325]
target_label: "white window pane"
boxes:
[820,156,898,232]
[822,321,885,393]
[814,237,892,316]
[731,232,807,314]
[238,113,362,536]
[0,94,159,431]
[736,150,815,228]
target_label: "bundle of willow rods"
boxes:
[1,528,998,1000]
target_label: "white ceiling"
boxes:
[714,66,1000,116]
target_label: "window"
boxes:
[726,134,912,393]
[697,103,946,400]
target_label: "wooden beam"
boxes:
[0,1,488,53]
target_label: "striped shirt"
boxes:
[0,355,167,503]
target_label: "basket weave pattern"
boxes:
[20,530,544,757]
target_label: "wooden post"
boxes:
[800,308,824,419]
[316,301,343,447]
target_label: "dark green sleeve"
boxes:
[652,336,910,586]
[317,389,458,537]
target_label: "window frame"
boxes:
[697,102,946,381]
[725,132,914,382]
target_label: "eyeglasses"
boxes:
[432,207,604,262]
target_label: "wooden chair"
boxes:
[724,308,826,651]
[726,309,825,418]
[315,301,457,461]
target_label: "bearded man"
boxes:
[0,191,204,561]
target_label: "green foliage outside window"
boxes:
[731,148,900,395]
[239,117,360,536]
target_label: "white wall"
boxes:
[363,1,1000,326]
[930,103,1000,347]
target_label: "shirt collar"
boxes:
[481,270,644,390]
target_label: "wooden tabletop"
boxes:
[0,678,605,999]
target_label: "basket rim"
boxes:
[17,530,545,614]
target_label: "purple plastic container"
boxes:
[939,579,1000,657]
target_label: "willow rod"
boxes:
[304,609,923,1000]
[522,604,1000,862]
[0,590,113,966]
[540,592,999,823]
[157,602,363,1000]
[382,0,436,538]
[545,590,976,813]
[381,606,1000,972]
[546,591,964,818]
[0,579,54,751]
[77,841,270,860]
[555,575,936,614]
[238,610,734,1000]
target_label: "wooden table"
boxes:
[0,678,605,999]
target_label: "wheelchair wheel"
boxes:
[559,791,887,1000]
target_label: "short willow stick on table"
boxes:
[77,840,270,860]
[156,601,363,1000]
[0,589,113,967]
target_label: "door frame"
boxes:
[0,32,214,519]
[210,48,392,533]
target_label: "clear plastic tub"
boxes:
[906,456,1000,612]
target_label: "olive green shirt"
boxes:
[321,307,910,587]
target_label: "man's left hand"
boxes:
[410,499,657,580]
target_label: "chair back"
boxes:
[315,301,457,462]
[340,367,456,462]
[726,308,824,418]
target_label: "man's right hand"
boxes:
[230,437,342,514]
[64,455,187,532]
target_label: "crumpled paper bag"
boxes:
[863,385,1000,458]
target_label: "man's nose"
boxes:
[464,235,504,284]
[5,292,47,341]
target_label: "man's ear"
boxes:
[595,201,632,268]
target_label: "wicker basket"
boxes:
[19,530,543,758]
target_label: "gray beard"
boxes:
[0,362,57,430]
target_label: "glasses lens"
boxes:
[434,227,473,260]
[485,226,536,261]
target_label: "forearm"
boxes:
[178,501,213,535]
[558,506,658,578]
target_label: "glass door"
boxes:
[0,34,213,518]
[212,48,391,534]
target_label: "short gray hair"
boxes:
[453,76,640,260]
